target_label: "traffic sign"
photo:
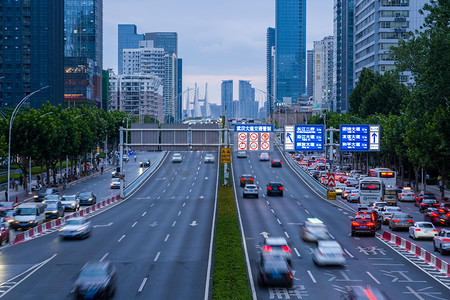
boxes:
[327,173,335,188]
[294,125,324,151]
[249,141,258,151]
[261,141,270,151]
[249,132,258,142]
[340,124,380,152]
[284,125,295,151]
[238,132,247,142]
[370,125,380,151]
[235,125,273,132]
[238,142,247,150]
[220,147,231,163]
[261,132,270,142]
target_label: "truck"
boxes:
[383,187,398,206]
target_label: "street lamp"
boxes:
[7,86,49,201]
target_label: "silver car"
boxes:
[243,184,259,198]
[204,154,215,163]
[172,153,183,163]
[59,217,92,239]
[259,152,269,161]
[433,229,450,254]
[312,240,346,266]
[237,151,247,158]
[61,195,80,212]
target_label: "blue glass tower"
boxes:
[221,80,233,118]
[118,24,144,74]
[275,0,306,104]
[266,27,275,115]
[145,32,178,56]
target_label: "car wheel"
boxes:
[433,241,438,252]
[351,231,355,237]
[372,232,376,237]
[243,194,246,198]
[440,245,444,254]
[256,195,259,199]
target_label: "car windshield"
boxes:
[80,267,108,278]
[0,203,12,208]
[66,219,84,226]
[39,189,53,195]
[394,214,412,219]
[387,207,401,212]
[173,154,181,157]
[246,185,257,189]
[46,195,59,200]
[62,196,76,201]
[419,223,433,228]
[16,208,36,215]
[79,192,91,198]
[46,203,58,210]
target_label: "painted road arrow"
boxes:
[260,231,269,238]
[190,221,198,226]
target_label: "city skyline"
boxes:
[104,0,333,107]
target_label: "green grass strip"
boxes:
[212,163,252,299]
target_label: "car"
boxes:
[34,188,59,202]
[259,152,270,161]
[59,217,92,239]
[347,190,360,203]
[370,201,388,212]
[341,186,353,200]
[204,154,215,163]
[380,206,402,224]
[0,209,15,225]
[398,189,415,202]
[110,178,120,189]
[300,218,332,242]
[239,174,255,187]
[356,210,382,229]
[111,166,121,178]
[342,286,390,300]
[61,195,80,212]
[0,217,9,244]
[237,151,247,158]
[262,237,292,264]
[433,229,450,254]
[352,211,381,236]
[271,160,282,167]
[415,191,436,207]
[0,202,17,210]
[409,222,438,240]
[335,183,346,195]
[424,208,450,226]
[172,153,183,163]
[267,182,283,196]
[44,194,61,202]
[243,184,259,198]
[346,178,359,187]
[419,199,439,212]
[72,261,117,299]
[11,203,46,230]
[257,253,293,287]
[140,160,151,167]
[43,200,64,220]
[79,192,97,205]
[389,213,414,231]
[312,240,346,266]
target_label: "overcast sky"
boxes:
[104,0,333,107]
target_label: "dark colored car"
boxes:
[389,213,414,231]
[79,192,97,205]
[424,208,450,226]
[415,192,436,207]
[342,286,391,300]
[240,174,255,187]
[44,200,64,220]
[351,215,377,237]
[267,182,284,196]
[257,254,293,288]
[271,160,282,167]
[140,160,151,168]
[419,199,439,213]
[34,188,59,202]
[73,261,116,299]
[355,210,382,230]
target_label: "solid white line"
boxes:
[329,233,335,239]
[367,271,381,284]
[178,211,182,216]
[271,209,275,214]
[172,221,176,227]
[294,248,301,257]
[307,270,317,283]
[285,231,290,239]
[164,234,170,242]
[305,209,310,214]
[344,249,354,258]
[118,235,126,243]
[99,253,109,262]
[132,222,137,228]
[154,251,161,261]
[142,212,147,216]
[138,277,148,292]
[277,219,282,225]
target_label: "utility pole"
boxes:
[223,106,229,186]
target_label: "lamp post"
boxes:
[7,86,49,201]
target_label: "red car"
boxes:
[415,192,436,207]
[0,217,10,244]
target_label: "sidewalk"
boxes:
[425,185,450,201]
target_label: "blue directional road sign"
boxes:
[234,124,273,132]
[340,124,380,152]
[294,125,324,151]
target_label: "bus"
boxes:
[368,168,397,187]
[358,177,384,209]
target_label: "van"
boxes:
[11,203,46,230]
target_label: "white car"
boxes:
[259,152,270,161]
[380,206,402,224]
[59,217,92,239]
[409,222,438,240]
[398,189,415,202]
[237,151,247,158]
[335,183,346,195]
[110,178,120,189]
[172,153,183,163]
[204,154,215,163]
[300,218,332,242]
[61,195,80,212]
[312,240,346,266]
[347,190,360,203]
[433,229,450,254]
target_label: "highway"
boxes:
[0,151,218,299]
[232,148,450,299]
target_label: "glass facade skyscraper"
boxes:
[145,32,178,56]
[118,24,144,75]
[275,0,306,104]
[221,80,233,118]
[266,27,275,115]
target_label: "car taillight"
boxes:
[433,229,438,232]
[279,187,283,190]
[264,246,272,252]
[352,222,360,226]
[433,203,439,206]
[408,220,413,223]
[272,161,275,164]
[244,188,248,192]
[421,203,427,206]
[250,178,254,182]
[281,246,291,253]
[367,222,375,226]
[240,178,244,181]
[288,270,293,279]
[432,213,438,217]
[415,229,421,231]
[443,239,450,242]
[268,186,273,190]
[393,220,399,223]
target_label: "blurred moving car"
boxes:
[433,229,450,254]
[110,178,120,189]
[240,174,255,187]
[380,206,402,224]
[204,154,215,163]
[347,190,360,203]
[237,151,247,158]
[172,153,183,163]
[424,208,450,226]
[61,195,80,212]
[356,210,382,229]
[335,183,346,195]
[243,184,259,198]
[312,240,346,266]
[34,188,59,202]
[398,189,415,202]
[11,203,46,230]
[262,237,292,265]
[258,253,293,287]
[300,218,332,242]
[79,192,97,205]
[59,217,92,239]
[271,160,282,167]
[140,160,151,167]
[388,213,414,231]
[370,201,388,212]
[342,286,391,300]
[415,191,436,207]
[267,182,284,196]
[0,217,9,244]
[259,152,270,161]
[0,209,15,225]
[341,186,353,200]
[419,199,439,213]
[73,261,116,299]
[409,222,438,240]
[44,200,64,220]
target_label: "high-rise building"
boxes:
[353,0,427,87]
[177,58,183,122]
[102,70,110,111]
[64,0,103,107]
[163,54,179,123]
[266,27,276,115]
[333,0,354,113]
[122,41,165,79]
[307,50,314,98]
[221,80,233,118]
[239,80,257,119]
[275,0,307,104]
[118,24,144,75]
[313,36,334,110]
[145,32,178,56]
[0,0,64,108]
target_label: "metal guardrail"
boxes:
[123,151,168,198]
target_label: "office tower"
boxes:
[177,58,183,122]
[0,0,64,108]
[239,80,257,119]
[145,32,178,56]
[64,0,103,107]
[313,36,334,110]
[221,80,233,118]
[118,24,144,74]
[275,0,307,104]
[307,50,314,98]
[122,41,165,79]
[266,27,276,115]
[353,0,428,87]
[334,0,354,113]
[163,54,179,123]
[102,70,110,111]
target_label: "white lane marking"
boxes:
[154,252,161,261]
[344,249,354,258]
[172,177,174,180]
[271,209,275,214]
[167,183,171,187]
[157,196,160,200]
[329,233,335,239]
[405,286,426,300]
[99,253,109,262]
[367,272,381,284]
[172,221,176,227]
[305,209,310,214]
[186,195,189,199]
[297,201,302,206]
[266,201,270,205]
[118,235,126,243]
[194,177,197,180]
[189,189,192,193]
[348,216,353,219]
[368,258,394,260]
[164,234,170,242]
[198,167,200,170]
[284,231,290,239]
[151,203,155,207]
[142,212,147,216]
[138,277,148,292]
[372,263,405,266]
[343,212,348,215]
[183,203,186,207]
[307,270,317,283]
[163,189,166,193]
[192,182,195,186]
[294,248,301,258]
[178,211,182,216]
[132,222,137,228]
[277,219,282,225]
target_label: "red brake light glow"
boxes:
[393,220,399,223]
[281,246,291,253]
[279,187,283,190]
[367,222,375,226]
[268,186,273,190]
[443,239,450,242]
[264,246,272,252]
[431,213,438,217]
[433,229,438,232]
[352,222,360,226]
[415,229,421,231]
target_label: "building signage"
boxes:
[340,124,380,152]
[294,125,324,151]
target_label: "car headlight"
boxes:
[52,211,57,214]
[29,220,34,223]
[14,221,18,223]
[34,195,38,198]
[7,220,13,223]
[70,203,75,206]
[59,227,66,232]
[77,226,86,232]
[88,198,93,201]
